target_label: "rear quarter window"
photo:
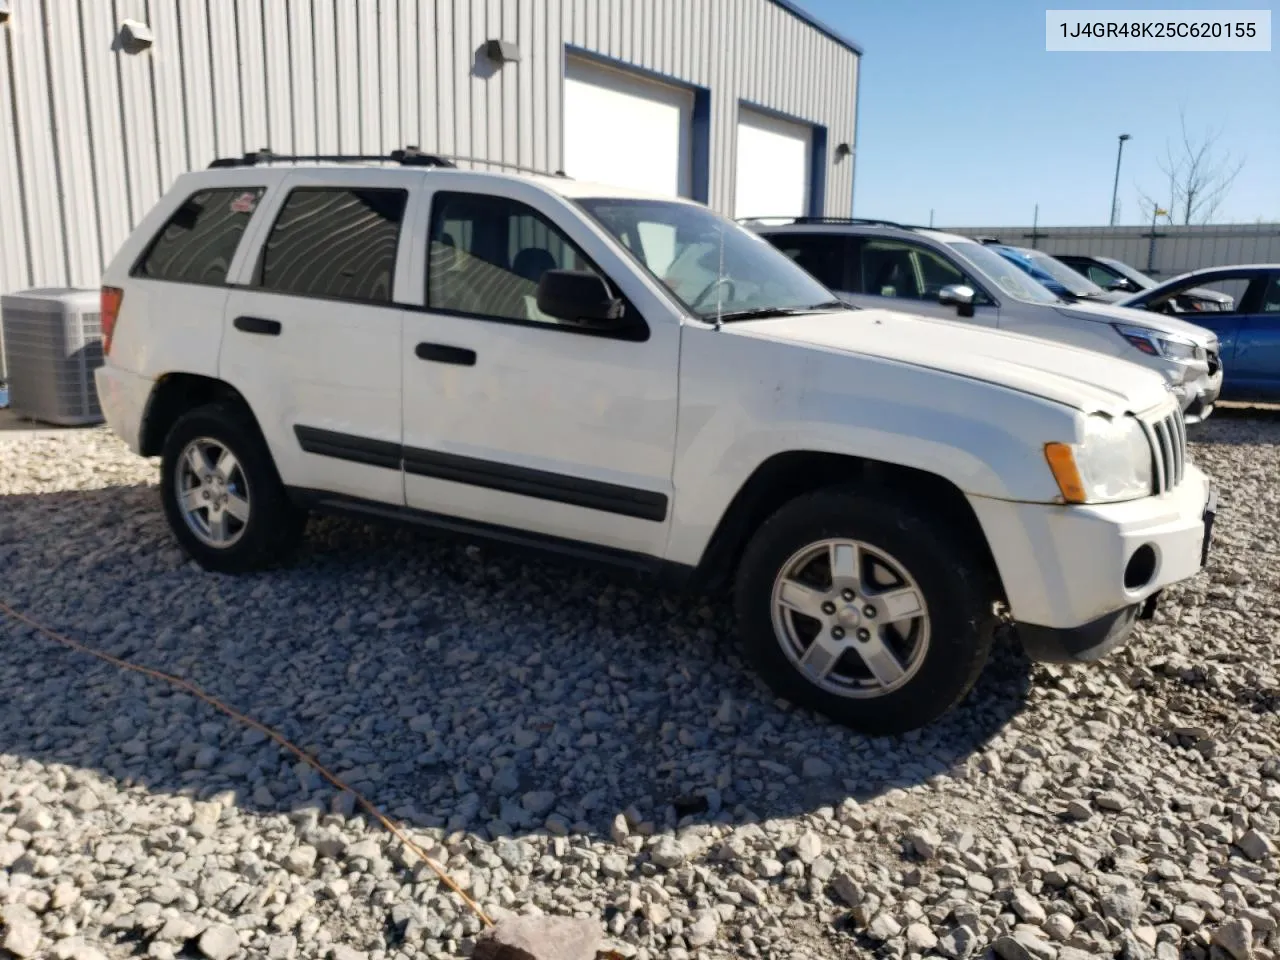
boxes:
[133,187,264,285]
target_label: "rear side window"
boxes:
[258,188,408,304]
[766,234,848,289]
[134,187,264,285]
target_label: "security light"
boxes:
[484,39,521,64]
[118,19,155,53]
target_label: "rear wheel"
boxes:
[160,404,306,573]
[734,488,997,735]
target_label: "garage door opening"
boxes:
[563,55,699,200]
[734,107,820,220]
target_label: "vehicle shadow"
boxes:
[0,482,1033,842]
[1187,404,1280,446]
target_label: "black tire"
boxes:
[159,403,306,573]
[734,487,997,736]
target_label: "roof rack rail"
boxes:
[208,146,455,169]
[736,215,917,230]
[208,146,571,178]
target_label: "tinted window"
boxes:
[135,188,264,285]
[767,235,847,289]
[428,192,596,325]
[259,188,407,303]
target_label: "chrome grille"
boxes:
[1141,406,1186,494]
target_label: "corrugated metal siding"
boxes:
[0,0,858,299]
[949,224,1280,278]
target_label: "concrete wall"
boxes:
[945,223,1280,278]
[0,0,860,298]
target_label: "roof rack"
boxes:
[736,215,919,230]
[208,146,570,178]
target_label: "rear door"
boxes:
[220,169,423,506]
[844,237,1000,327]
[1232,271,1280,400]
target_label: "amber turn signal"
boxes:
[1044,442,1088,503]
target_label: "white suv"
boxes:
[95,151,1217,735]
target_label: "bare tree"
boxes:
[1137,110,1245,225]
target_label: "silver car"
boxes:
[750,218,1223,423]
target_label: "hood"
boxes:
[730,308,1172,416]
[1050,299,1217,343]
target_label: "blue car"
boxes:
[1120,264,1280,403]
[981,241,1129,304]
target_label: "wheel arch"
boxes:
[139,373,261,457]
[690,450,1006,599]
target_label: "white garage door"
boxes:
[563,57,693,198]
[734,108,812,220]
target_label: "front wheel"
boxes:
[159,404,306,573]
[734,488,997,736]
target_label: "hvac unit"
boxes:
[0,288,105,425]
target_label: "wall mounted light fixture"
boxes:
[484,39,521,64]
[0,1,12,25]
[118,19,155,54]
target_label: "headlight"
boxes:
[1044,415,1152,503]
[1113,323,1200,361]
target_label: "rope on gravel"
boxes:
[0,599,494,928]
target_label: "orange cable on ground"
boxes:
[0,599,494,928]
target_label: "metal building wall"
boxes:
[947,224,1280,278]
[0,0,859,298]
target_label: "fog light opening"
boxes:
[1124,544,1157,590]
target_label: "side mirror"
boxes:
[1106,278,1133,292]
[535,269,624,324]
[938,283,977,318]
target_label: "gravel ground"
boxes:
[0,411,1277,960]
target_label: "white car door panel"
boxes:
[219,169,425,507]
[399,179,680,557]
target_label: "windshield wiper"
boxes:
[714,301,849,323]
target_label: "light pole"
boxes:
[1109,133,1131,226]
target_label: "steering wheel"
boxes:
[690,276,737,311]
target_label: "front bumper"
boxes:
[93,364,153,455]
[969,466,1216,661]
[1174,366,1223,424]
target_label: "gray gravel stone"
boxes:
[1236,829,1275,862]
[197,924,240,960]
[3,412,1279,960]
[1211,917,1253,960]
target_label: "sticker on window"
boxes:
[230,192,258,214]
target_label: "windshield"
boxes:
[946,241,1062,304]
[576,198,840,320]
[1024,250,1107,297]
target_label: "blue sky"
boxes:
[801,0,1279,227]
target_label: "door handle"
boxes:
[234,316,282,336]
[415,342,476,366]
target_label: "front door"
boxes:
[399,180,680,557]
[220,171,421,506]
[1232,271,1280,401]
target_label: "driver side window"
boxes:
[428,192,620,332]
[856,240,988,304]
